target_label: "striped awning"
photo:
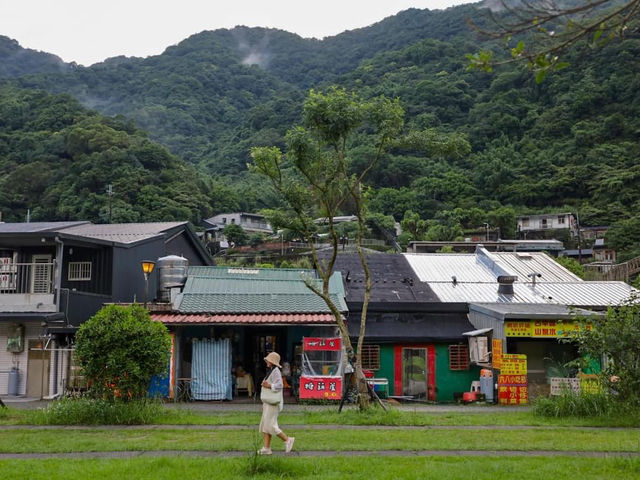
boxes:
[151,313,337,325]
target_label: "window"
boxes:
[521,217,529,227]
[360,345,380,370]
[448,344,469,371]
[557,216,565,224]
[68,261,91,281]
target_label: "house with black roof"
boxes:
[324,253,480,402]
[0,221,212,399]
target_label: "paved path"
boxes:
[1,449,638,460]
[2,424,637,431]
[2,399,530,413]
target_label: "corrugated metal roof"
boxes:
[152,313,336,325]
[429,283,551,304]
[0,221,88,234]
[178,293,347,313]
[490,252,582,282]
[404,254,497,282]
[533,282,636,307]
[469,303,603,319]
[59,222,187,244]
[404,249,582,284]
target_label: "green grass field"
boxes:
[1,456,639,480]
[2,405,639,479]
[1,426,639,453]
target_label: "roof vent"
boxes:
[497,275,517,295]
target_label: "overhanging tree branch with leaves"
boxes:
[467,0,640,82]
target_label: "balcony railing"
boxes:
[0,262,55,295]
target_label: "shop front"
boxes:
[152,314,339,401]
[468,303,603,401]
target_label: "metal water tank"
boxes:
[156,255,189,302]
[8,367,20,396]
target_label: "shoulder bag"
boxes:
[260,370,283,405]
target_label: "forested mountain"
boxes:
[0,36,74,77]
[1,3,639,258]
[0,87,246,224]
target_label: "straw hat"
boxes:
[264,351,282,368]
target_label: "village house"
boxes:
[325,252,479,403]
[150,266,346,401]
[0,221,211,399]
[404,246,637,400]
[516,212,577,239]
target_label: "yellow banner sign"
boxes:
[505,320,589,338]
[500,354,527,375]
[492,339,502,369]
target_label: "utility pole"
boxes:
[106,184,114,224]
[575,211,582,264]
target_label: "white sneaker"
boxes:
[257,447,272,455]
[285,437,295,453]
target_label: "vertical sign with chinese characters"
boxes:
[492,338,502,369]
[498,354,528,405]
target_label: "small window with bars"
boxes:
[360,345,380,370]
[68,262,92,281]
[449,344,469,371]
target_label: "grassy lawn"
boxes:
[1,456,639,480]
[1,426,639,453]
[3,406,640,427]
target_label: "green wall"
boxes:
[435,344,481,403]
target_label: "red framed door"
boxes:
[394,345,436,401]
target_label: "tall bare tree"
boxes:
[251,87,403,409]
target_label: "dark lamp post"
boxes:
[141,260,155,307]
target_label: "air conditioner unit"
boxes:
[469,336,490,364]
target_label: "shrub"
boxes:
[533,391,614,418]
[75,304,171,401]
[41,397,165,425]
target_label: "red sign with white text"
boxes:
[298,376,342,400]
[303,337,341,351]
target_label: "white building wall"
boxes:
[0,323,43,395]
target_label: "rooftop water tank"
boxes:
[157,255,189,302]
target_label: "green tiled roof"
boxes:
[179,293,347,313]
[178,267,347,314]
[184,277,317,294]
[188,266,316,280]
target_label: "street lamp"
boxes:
[141,260,155,308]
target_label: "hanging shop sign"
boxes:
[303,337,341,351]
[505,320,590,338]
[298,375,342,400]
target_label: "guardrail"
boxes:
[0,262,55,294]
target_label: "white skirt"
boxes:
[259,402,282,436]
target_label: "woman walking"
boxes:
[258,351,295,455]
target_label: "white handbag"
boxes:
[260,370,283,405]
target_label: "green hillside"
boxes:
[0,4,639,258]
[0,87,243,223]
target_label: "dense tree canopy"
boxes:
[1,3,639,258]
